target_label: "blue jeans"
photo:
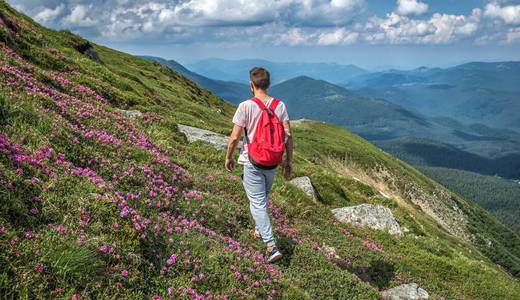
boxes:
[243,164,277,247]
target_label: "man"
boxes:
[225,67,293,263]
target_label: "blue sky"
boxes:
[6,0,520,69]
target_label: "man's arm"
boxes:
[225,124,244,172]
[282,121,293,179]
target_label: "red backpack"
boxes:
[244,98,286,169]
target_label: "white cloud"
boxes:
[365,9,481,44]
[62,5,96,27]
[396,0,428,16]
[484,1,520,24]
[506,27,520,42]
[33,4,64,25]
[317,28,359,45]
[4,0,518,47]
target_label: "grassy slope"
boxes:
[419,167,520,233]
[139,56,250,105]
[1,2,520,299]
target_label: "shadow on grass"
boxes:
[270,234,298,267]
[342,258,395,290]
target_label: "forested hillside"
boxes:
[419,167,520,233]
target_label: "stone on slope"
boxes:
[74,42,104,64]
[381,283,429,300]
[322,244,340,259]
[178,124,241,151]
[289,176,319,202]
[331,203,403,235]
[115,109,142,119]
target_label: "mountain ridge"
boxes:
[140,55,250,104]
[187,58,368,84]
[270,76,520,167]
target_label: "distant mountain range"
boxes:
[144,56,520,178]
[346,62,520,131]
[186,58,368,84]
[140,56,250,104]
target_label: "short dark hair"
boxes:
[249,67,270,90]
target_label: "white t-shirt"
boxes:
[232,97,290,165]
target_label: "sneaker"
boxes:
[252,229,262,241]
[266,245,282,263]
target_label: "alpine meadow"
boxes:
[1,1,520,300]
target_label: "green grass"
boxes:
[1,1,520,299]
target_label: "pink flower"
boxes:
[252,281,260,287]
[34,264,44,273]
[71,294,81,299]
[121,270,129,277]
[30,208,39,214]
[0,227,6,233]
[198,273,205,279]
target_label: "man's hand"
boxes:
[225,125,243,172]
[282,160,292,179]
[225,158,235,172]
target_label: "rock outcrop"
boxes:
[178,124,241,151]
[289,176,319,202]
[381,283,429,300]
[331,204,403,235]
[74,42,104,64]
[115,109,142,119]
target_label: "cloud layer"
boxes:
[7,0,520,46]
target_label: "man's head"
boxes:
[249,67,270,93]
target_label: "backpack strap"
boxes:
[249,97,267,110]
[268,98,280,112]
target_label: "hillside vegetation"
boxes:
[374,137,520,179]
[140,56,250,105]
[1,1,520,299]
[418,167,520,233]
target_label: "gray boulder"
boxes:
[381,283,429,300]
[178,124,241,151]
[115,109,142,119]
[331,204,403,235]
[74,42,104,64]
[322,244,340,259]
[289,176,319,202]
